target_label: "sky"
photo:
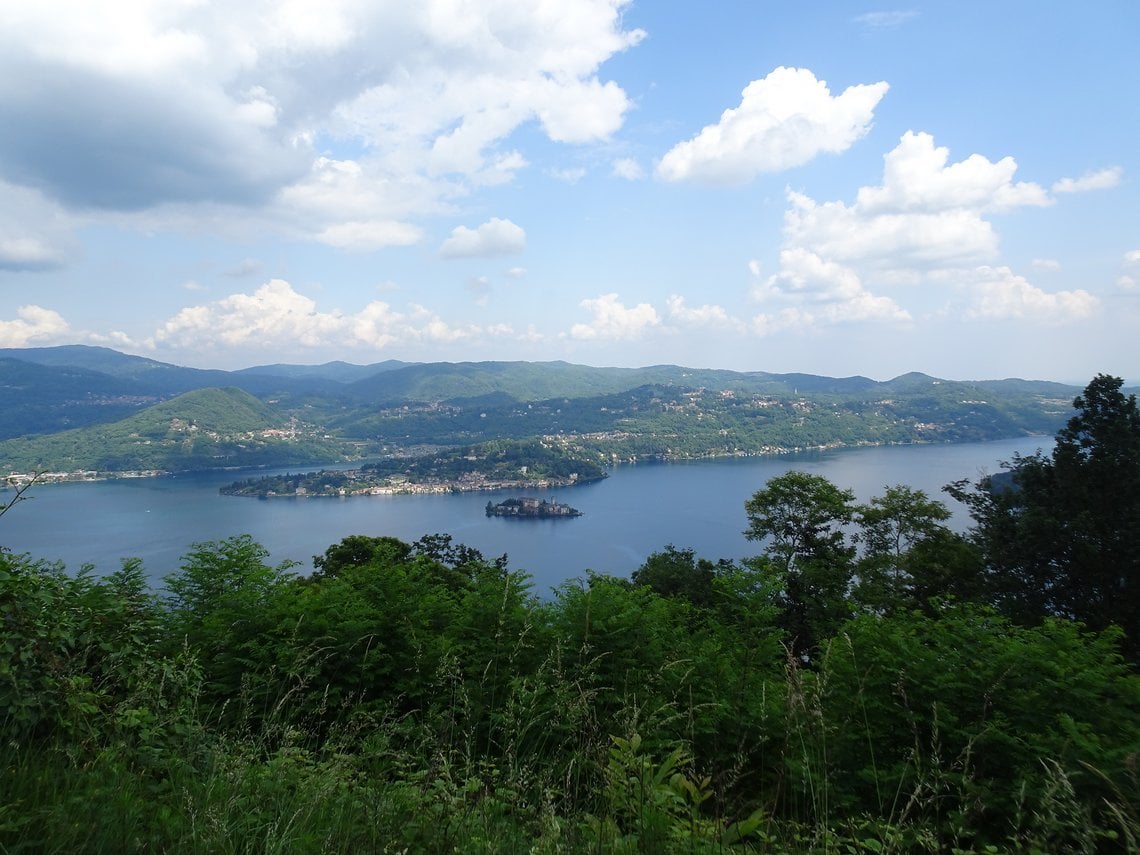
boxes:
[0,1,1137,383]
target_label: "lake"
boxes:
[1,437,1050,594]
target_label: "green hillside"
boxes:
[0,387,347,474]
[0,357,159,438]
[0,346,1103,477]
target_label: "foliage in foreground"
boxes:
[3,532,1138,852]
[2,374,1139,852]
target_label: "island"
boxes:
[485,497,581,519]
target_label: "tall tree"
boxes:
[948,374,1140,656]
[853,485,980,613]
[744,471,856,654]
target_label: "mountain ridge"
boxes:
[0,346,1111,477]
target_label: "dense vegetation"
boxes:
[0,346,1085,476]
[2,376,1138,852]
[0,387,347,474]
[222,438,609,497]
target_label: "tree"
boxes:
[744,471,856,654]
[311,534,412,579]
[948,374,1140,657]
[853,485,978,613]
[631,545,724,609]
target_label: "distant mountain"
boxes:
[0,347,359,439]
[0,345,234,393]
[236,359,415,383]
[0,357,162,438]
[0,345,1122,476]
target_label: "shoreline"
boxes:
[5,433,1050,494]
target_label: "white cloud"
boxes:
[0,237,65,271]
[0,1,644,249]
[317,220,424,251]
[665,295,740,329]
[656,67,889,185]
[961,267,1098,321]
[750,307,815,337]
[279,157,433,249]
[1124,250,1140,265]
[569,293,660,340]
[612,158,644,180]
[439,217,526,259]
[506,266,527,279]
[783,132,1051,271]
[149,278,502,353]
[0,305,71,347]
[153,279,346,348]
[763,134,1101,333]
[1118,275,1137,292]
[754,248,911,327]
[1052,166,1123,194]
[856,132,1050,213]
[1032,258,1061,271]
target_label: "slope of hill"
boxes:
[0,357,161,438]
[0,345,1114,477]
[0,387,348,475]
[0,345,234,392]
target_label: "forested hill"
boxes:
[0,345,1101,476]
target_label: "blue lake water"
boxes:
[0,436,1050,594]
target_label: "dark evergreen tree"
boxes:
[948,374,1140,657]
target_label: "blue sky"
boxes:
[1,1,1136,382]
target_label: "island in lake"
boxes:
[485,497,581,519]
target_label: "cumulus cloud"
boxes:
[761,132,1099,332]
[0,1,644,249]
[569,293,660,340]
[0,305,71,347]
[153,280,345,348]
[962,267,1098,321]
[856,132,1050,213]
[665,295,741,329]
[783,132,1050,270]
[149,278,503,353]
[439,217,526,259]
[1032,258,1061,271]
[656,67,889,184]
[1124,250,1140,265]
[753,248,911,327]
[1052,166,1123,194]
